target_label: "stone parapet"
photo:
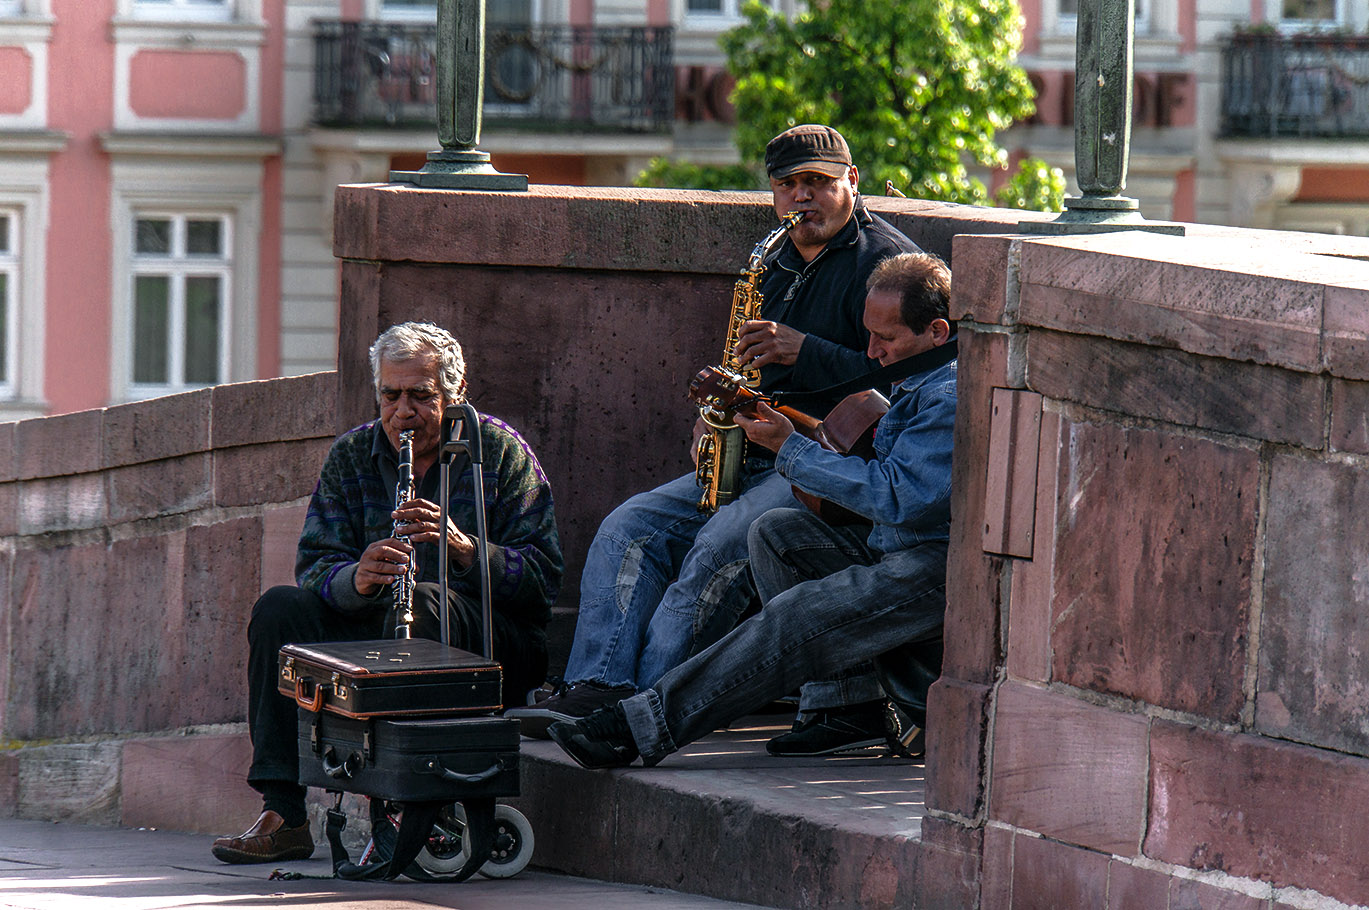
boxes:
[939,226,1369,908]
[0,372,337,743]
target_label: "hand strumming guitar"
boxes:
[734,401,795,453]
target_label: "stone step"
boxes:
[2,714,929,910]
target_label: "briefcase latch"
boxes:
[331,671,349,701]
[281,656,296,683]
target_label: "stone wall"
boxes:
[920,229,1369,909]
[0,373,337,827]
[330,184,1055,643]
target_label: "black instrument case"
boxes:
[279,638,502,718]
[297,708,519,802]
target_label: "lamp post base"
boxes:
[1020,194,1185,235]
[390,149,529,192]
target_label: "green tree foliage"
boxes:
[636,0,1062,210]
[635,158,765,191]
[993,157,1066,212]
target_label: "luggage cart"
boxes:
[284,403,533,882]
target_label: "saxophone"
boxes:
[392,429,417,638]
[695,211,804,512]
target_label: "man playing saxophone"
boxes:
[511,125,921,753]
[211,321,563,866]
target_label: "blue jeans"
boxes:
[750,517,885,714]
[564,464,797,690]
[620,508,948,765]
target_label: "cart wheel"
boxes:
[415,803,535,879]
[414,803,468,875]
[475,804,534,878]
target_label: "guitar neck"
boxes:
[690,366,824,442]
[769,403,823,438]
[726,386,823,439]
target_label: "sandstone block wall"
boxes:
[0,372,337,824]
[329,184,1055,645]
[924,229,1369,909]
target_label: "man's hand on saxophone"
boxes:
[734,319,805,370]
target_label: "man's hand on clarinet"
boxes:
[355,537,413,596]
[734,320,805,370]
[393,497,478,568]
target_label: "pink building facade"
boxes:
[0,0,1366,418]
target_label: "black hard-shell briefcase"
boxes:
[297,708,519,802]
[278,638,502,719]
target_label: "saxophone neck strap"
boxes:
[772,335,957,412]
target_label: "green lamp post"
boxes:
[1024,0,1183,234]
[391,0,529,191]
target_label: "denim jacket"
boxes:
[773,356,957,554]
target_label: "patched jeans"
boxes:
[619,507,948,765]
[564,464,797,690]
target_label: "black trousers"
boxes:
[245,583,547,788]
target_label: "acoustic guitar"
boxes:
[687,366,889,525]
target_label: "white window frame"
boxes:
[0,211,16,397]
[375,0,437,21]
[128,212,233,396]
[0,152,51,418]
[369,1,542,23]
[128,0,233,23]
[109,155,262,404]
[683,0,764,26]
[1051,0,1152,36]
[1277,0,1347,31]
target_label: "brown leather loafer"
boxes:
[211,810,314,864]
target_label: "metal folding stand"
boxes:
[440,402,495,661]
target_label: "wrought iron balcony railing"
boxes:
[313,20,674,133]
[1221,33,1369,138]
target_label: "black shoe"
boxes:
[506,680,636,739]
[548,704,640,770]
[519,676,566,708]
[883,701,926,759]
[766,700,888,757]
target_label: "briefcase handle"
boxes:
[322,746,362,780]
[417,755,508,785]
[294,678,329,713]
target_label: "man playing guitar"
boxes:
[547,252,958,768]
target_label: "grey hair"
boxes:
[369,322,467,404]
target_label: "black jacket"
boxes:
[756,196,922,417]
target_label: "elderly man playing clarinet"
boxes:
[211,321,563,865]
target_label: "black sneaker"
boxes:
[505,680,636,740]
[548,704,640,770]
[883,701,926,759]
[766,700,888,757]
[519,676,566,708]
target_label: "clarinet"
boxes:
[392,429,417,639]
